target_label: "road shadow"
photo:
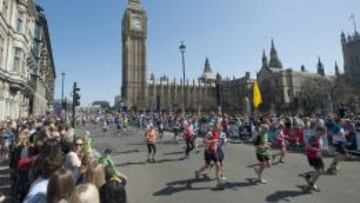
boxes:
[227,178,259,187]
[112,149,141,155]
[126,142,145,146]
[153,177,214,196]
[246,161,280,168]
[154,176,259,196]
[163,151,184,156]
[266,188,309,202]
[155,158,181,164]
[115,161,147,167]
[159,140,181,145]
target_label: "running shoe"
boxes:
[221,175,227,181]
[311,184,320,192]
[259,178,267,184]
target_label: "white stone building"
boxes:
[0,0,55,120]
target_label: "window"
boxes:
[0,35,4,69]
[13,47,21,72]
[2,0,8,19]
[16,13,24,33]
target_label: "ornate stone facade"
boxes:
[121,0,217,112]
[257,41,336,114]
[120,0,345,114]
[0,0,55,120]
[341,30,360,86]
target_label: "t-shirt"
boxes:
[276,130,286,146]
[255,134,268,155]
[184,125,194,140]
[218,131,227,150]
[146,129,156,143]
[306,136,321,158]
[205,131,218,152]
[330,124,346,144]
[64,151,81,180]
[23,176,48,203]
[98,156,116,172]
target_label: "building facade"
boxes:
[120,0,347,115]
[0,0,55,120]
[121,0,217,112]
[257,41,336,114]
[341,30,360,86]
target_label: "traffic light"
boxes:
[73,82,81,107]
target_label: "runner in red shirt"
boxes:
[194,125,224,189]
[272,123,288,163]
[300,126,326,192]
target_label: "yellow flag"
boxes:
[253,80,262,108]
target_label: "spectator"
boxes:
[23,142,63,203]
[84,164,105,189]
[98,149,116,171]
[100,166,127,203]
[73,184,100,203]
[64,138,83,181]
[98,149,128,184]
[28,139,62,183]
[77,153,97,184]
[47,168,75,203]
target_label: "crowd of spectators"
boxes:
[0,114,127,203]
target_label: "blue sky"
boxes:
[37,0,360,106]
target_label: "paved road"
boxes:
[88,126,360,203]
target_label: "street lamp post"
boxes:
[62,72,65,104]
[179,41,186,116]
[61,72,65,121]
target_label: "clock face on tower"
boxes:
[131,17,142,31]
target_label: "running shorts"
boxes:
[256,153,270,162]
[204,151,219,164]
[307,157,324,170]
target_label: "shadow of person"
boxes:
[115,161,147,167]
[266,189,309,202]
[111,149,141,155]
[154,158,181,164]
[153,177,213,196]
[162,151,184,156]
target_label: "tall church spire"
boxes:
[335,61,340,76]
[204,57,213,73]
[269,39,283,68]
[317,57,325,76]
[261,50,268,69]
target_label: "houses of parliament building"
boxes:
[120,0,360,114]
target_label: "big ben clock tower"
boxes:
[121,0,147,110]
